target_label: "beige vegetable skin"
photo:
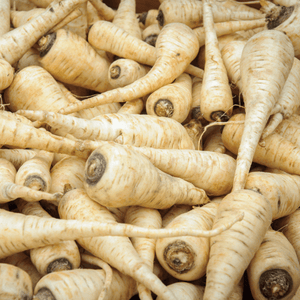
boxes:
[84,143,210,209]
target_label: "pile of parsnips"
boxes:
[1,0,300,299]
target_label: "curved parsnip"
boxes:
[146,73,193,123]
[59,22,200,114]
[84,143,210,209]
[17,110,195,150]
[108,58,150,89]
[15,150,53,192]
[247,228,300,300]
[203,189,272,300]
[0,263,33,299]
[232,29,294,191]
[16,199,81,275]
[200,0,233,122]
[124,145,236,196]
[125,206,162,300]
[222,114,300,176]
[112,0,141,39]
[157,0,264,29]
[38,29,112,93]
[0,158,61,203]
[156,202,218,281]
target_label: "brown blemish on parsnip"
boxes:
[259,269,293,299]
[164,240,195,274]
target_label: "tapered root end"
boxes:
[85,152,106,186]
[38,32,57,58]
[156,10,164,27]
[154,99,174,118]
[259,269,293,299]
[24,175,47,192]
[211,111,230,122]
[144,34,158,47]
[110,65,121,79]
[33,288,56,300]
[47,258,73,274]
[163,240,195,274]
[267,5,294,29]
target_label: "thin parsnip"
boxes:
[200,0,233,122]
[59,22,201,114]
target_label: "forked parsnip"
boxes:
[261,57,300,139]
[15,150,53,192]
[156,201,218,281]
[0,0,87,66]
[124,145,236,196]
[33,265,136,300]
[146,73,193,123]
[0,158,61,203]
[59,22,200,115]
[16,199,81,275]
[112,0,141,39]
[203,189,272,300]
[245,171,300,220]
[157,0,264,28]
[0,263,33,299]
[200,0,233,122]
[0,252,42,289]
[84,143,210,209]
[124,206,162,300]
[0,0,10,37]
[247,228,300,300]
[231,29,294,191]
[87,20,203,79]
[222,114,300,176]
[108,58,150,89]
[17,110,195,150]
[37,29,113,93]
